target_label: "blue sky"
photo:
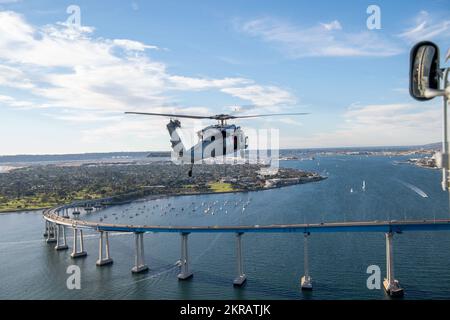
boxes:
[0,0,449,154]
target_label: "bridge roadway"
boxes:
[43,206,450,234]
[42,204,450,296]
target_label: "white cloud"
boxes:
[320,20,342,31]
[399,11,450,43]
[168,75,251,91]
[0,12,117,67]
[80,107,211,150]
[221,85,295,107]
[0,11,294,112]
[0,10,296,153]
[113,39,159,51]
[0,65,34,89]
[81,118,162,143]
[46,110,123,123]
[284,103,441,148]
[239,17,403,58]
[261,116,304,127]
[0,94,50,109]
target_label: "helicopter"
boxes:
[125,111,308,176]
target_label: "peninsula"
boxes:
[0,161,324,212]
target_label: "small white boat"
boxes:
[362,180,366,192]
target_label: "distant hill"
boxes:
[417,142,441,150]
[0,151,170,164]
[0,143,442,164]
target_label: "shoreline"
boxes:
[1,176,326,214]
[0,207,49,215]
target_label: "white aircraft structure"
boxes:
[126,111,308,176]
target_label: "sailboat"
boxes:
[362,180,366,192]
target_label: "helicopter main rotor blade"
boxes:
[125,112,213,120]
[229,113,309,119]
[125,111,310,121]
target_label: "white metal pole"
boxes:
[442,68,449,191]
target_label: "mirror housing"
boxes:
[410,41,441,101]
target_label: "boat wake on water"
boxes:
[396,179,429,198]
[114,261,183,290]
[131,261,182,284]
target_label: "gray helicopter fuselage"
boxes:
[167,120,248,164]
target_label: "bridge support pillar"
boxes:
[71,228,87,258]
[96,231,113,266]
[63,208,69,219]
[178,232,193,280]
[43,221,50,237]
[131,232,148,273]
[301,233,313,290]
[233,232,246,286]
[55,225,68,251]
[46,223,57,244]
[383,232,403,297]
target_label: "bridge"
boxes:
[42,201,450,297]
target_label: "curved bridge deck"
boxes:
[43,206,450,234]
[42,203,450,296]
